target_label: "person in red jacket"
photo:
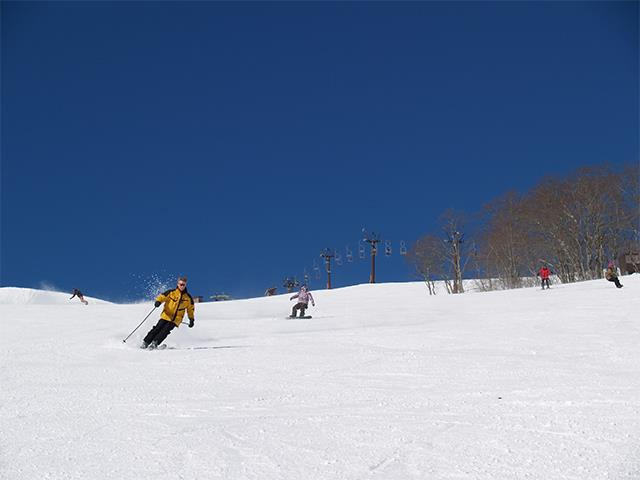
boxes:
[537,266,552,289]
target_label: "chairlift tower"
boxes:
[320,248,335,289]
[363,230,381,283]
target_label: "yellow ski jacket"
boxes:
[156,288,195,326]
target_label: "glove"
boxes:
[154,301,161,307]
[312,303,315,307]
[189,318,195,328]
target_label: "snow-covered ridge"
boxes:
[0,287,112,305]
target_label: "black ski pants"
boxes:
[291,302,308,317]
[541,278,550,289]
[607,277,623,288]
[143,319,176,345]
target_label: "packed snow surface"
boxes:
[1,277,639,479]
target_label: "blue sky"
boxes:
[2,1,638,302]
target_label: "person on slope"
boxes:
[142,276,195,349]
[289,285,315,318]
[70,288,88,305]
[537,266,553,290]
[605,262,623,289]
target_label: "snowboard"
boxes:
[287,315,312,319]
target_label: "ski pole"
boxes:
[122,306,157,343]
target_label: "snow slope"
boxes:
[0,287,112,305]
[1,277,639,479]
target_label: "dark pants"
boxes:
[607,277,623,288]
[541,278,550,289]
[143,319,176,346]
[291,302,308,317]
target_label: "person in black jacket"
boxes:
[70,288,88,305]
[605,263,623,288]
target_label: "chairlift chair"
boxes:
[358,242,366,259]
[346,245,354,263]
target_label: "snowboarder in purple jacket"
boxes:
[290,286,315,318]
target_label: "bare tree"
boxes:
[478,165,639,285]
[412,164,636,292]
[440,209,472,294]
[477,192,529,289]
[617,163,640,257]
[406,234,446,295]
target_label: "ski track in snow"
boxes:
[1,278,639,479]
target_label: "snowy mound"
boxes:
[0,287,111,305]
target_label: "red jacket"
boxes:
[538,267,551,279]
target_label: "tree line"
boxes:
[407,164,639,294]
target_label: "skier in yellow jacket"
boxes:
[142,276,195,349]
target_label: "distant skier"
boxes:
[537,266,552,290]
[141,276,195,349]
[605,262,623,289]
[70,288,88,305]
[289,285,315,318]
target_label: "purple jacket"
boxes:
[290,288,315,305]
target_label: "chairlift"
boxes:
[384,240,392,257]
[210,293,232,301]
[320,248,334,259]
[358,241,366,259]
[346,245,354,263]
[399,240,407,256]
[335,251,343,266]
